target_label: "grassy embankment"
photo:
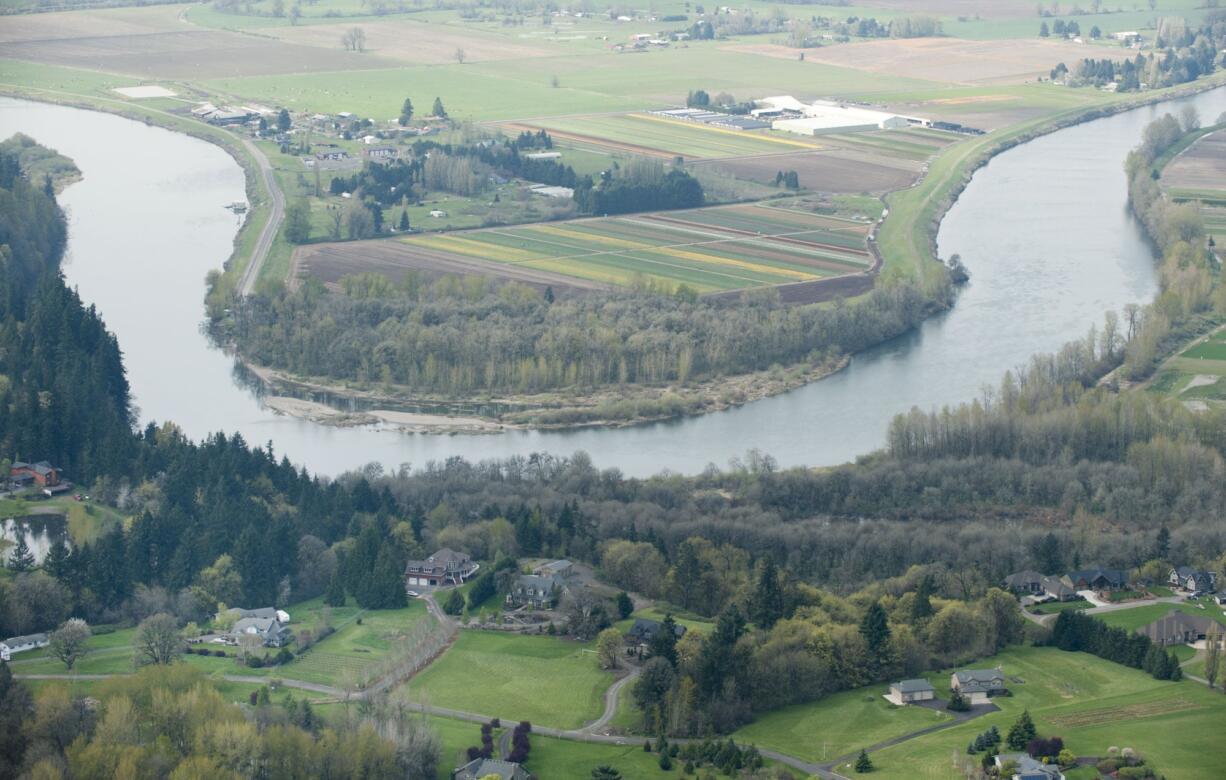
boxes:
[0,59,274,297]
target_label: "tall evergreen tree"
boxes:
[647,614,679,667]
[1006,710,1037,750]
[7,534,34,571]
[749,557,785,629]
[324,571,346,607]
[859,601,893,678]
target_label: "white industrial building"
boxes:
[755,96,924,136]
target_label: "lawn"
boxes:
[405,630,613,729]
[732,682,954,763]
[862,646,1226,780]
[1095,600,1226,633]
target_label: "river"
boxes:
[2,89,1224,477]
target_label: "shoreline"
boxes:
[245,354,852,433]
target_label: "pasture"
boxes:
[691,149,920,193]
[732,682,953,763]
[1163,127,1226,193]
[862,646,1226,780]
[404,630,612,729]
[315,202,874,294]
[1093,599,1226,633]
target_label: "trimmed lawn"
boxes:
[864,646,1226,780]
[405,630,613,729]
[732,682,954,763]
[525,735,683,779]
[1031,599,1091,615]
[1095,601,1226,633]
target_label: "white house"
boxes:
[0,633,49,661]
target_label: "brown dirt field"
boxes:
[270,19,551,65]
[690,149,919,194]
[741,38,1126,86]
[294,239,606,293]
[0,30,398,79]
[0,5,188,44]
[1164,129,1226,192]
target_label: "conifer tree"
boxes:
[324,572,346,607]
[1006,710,1037,751]
[855,749,873,773]
[8,534,34,571]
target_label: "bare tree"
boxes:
[341,27,367,52]
[454,47,466,64]
[48,618,91,671]
[134,613,182,666]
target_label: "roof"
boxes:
[1,633,48,647]
[1040,576,1077,598]
[628,618,687,641]
[11,461,56,476]
[954,668,1005,693]
[1066,567,1127,587]
[996,753,1063,780]
[1136,609,1215,642]
[232,617,287,636]
[405,548,473,575]
[1003,571,1043,587]
[233,607,278,620]
[514,574,564,592]
[536,559,572,574]
[453,758,529,780]
[893,678,934,693]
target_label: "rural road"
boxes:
[581,666,641,735]
[236,137,284,297]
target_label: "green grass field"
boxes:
[1094,599,1226,633]
[1031,599,1092,615]
[733,682,954,763]
[405,630,612,729]
[527,113,822,159]
[863,646,1226,780]
[399,202,871,293]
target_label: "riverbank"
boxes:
[245,353,852,432]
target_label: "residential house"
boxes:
[886,678,935,705]
[1169,566,1217,593]
[363,146,399,161]
[452,758,530,780]
[404,548,478,589]
[625,617,687,651]
[225,606,291,624]
[533,560,574,579]
[994,753,1065,780]
[229,617,292,648]
[0,633,48,661]
[1136,610,1216,646]
[10,461,62,488]
[1003,571,1077,601]
[429,209,448,218]
[1063,567,1128,592]
[506,574,565,609]
[315,148,350,161]
[951,668,1007,705]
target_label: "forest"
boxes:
[226,269,946,400]
[1054,14,1226,91]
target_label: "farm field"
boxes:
[301,202,874,294]
[515,113,823,160]
[732,681,953,763]
[1163,127,1226,193]
[864,646,1226,780]
[403,630,613,729]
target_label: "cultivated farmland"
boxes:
[300,202,875,294]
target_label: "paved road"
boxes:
[582,666,641,735]
[236,137,284,297]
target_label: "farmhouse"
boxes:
[1064,567,1128,592]
[10,460,63,488]
[452,758,530,780]
[506,574,566,609]
[404,548,478,589]
[0,632,48,661]
[533,559,574,579]
[994,753,1065,780]
[951,668,1006,704]
[229,617,292,648]
[886,678,935,705]
[1169,566,1217,593]
[625,617,687,651]
[1136,610,1216,646]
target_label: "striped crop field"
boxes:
[395,202,872,293]
[517,113,824,159]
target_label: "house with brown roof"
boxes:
[404,548,478,590]
[10,461,62,488]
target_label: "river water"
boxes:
[2,90,1224,477]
